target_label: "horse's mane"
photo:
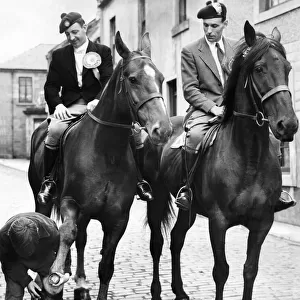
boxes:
[222,32,287,122]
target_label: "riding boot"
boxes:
[37,147,58,205]
[274,190,297,212]
[175,150,198,211]
[135,147,153,202]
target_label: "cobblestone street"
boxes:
[0,163,299,299]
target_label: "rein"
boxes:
[87,55,164,130]
[233,74,290,127]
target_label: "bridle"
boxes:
[233,48,291,127]
[87,55,164,131]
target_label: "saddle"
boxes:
[171,120,221,155]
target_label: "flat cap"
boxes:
[197,1,227,20]
[59,12,82,34]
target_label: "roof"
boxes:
[0,44,56,71]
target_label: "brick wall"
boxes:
[0,71,13,158]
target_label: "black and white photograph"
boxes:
[0,0,299,299]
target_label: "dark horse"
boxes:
[144,21,298,300]
[28,32,172,299]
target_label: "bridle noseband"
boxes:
[233,73,290,127]
[87,55,164,131]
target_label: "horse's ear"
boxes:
[244,20,256,47]
[271,27,281,42]
[115,31,131,60]
[140,32,151,58]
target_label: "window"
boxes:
[254,0,299,24]
[172,0,189,37]
[110,17,116,65]
[178,0,187,23]
[260,0,291,12]
[167,79,177,117]
[139,0,146,39]
[280,142,290,172]
[19,77,32,103]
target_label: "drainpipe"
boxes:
[11,70,14,158]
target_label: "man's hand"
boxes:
[210,105,224,116]
[27,281,42,299]
[53,104,72,120]
[87,99,99,111]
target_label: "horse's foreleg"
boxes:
[74,216,90,288]
[47,197,79,292]
[147,191,169,300]
[209,219,229,300]
[170,210,196,300]
[35,202,53,217]
[242,220,273,300]
[97,215,129,300]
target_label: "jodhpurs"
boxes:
[184,110,213,154]
[45,104,87,149]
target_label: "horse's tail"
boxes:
[145,179,175,237]
[51,202,62,226]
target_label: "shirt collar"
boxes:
[205,35,225,52]
[74,39,89,54]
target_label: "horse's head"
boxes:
[115,31,172,145]
[224,21,298,142]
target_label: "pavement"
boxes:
[0,158,300,299]
[1,158,299,244]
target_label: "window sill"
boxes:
[254,0,300,24]
[172,19,189,38]
[17,103,34,106]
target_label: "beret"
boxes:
[59,12,82,34]
[197,1,227,20]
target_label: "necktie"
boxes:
[216,42,227,81]
[216,42,224,66]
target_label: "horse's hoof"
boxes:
[74,287,91,300]
[175,295,189,300]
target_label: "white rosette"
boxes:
[83,52,102,81]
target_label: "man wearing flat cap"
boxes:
[175,0,237,211]
[0,212,70,299]
[37,12,113,205]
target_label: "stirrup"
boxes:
[279,190,296,205]
[175,185,193,211]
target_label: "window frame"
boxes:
[254,0,300,24]
[109,16,116,66]
[282,66,297,186]
[18,77,33,104]
[172,0,189,37]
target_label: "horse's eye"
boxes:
[129,77,137,84]
[255,66,263,73]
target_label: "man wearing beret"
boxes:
[175,1,297,212]
[0,212,70,299]
[175,1,237,210]
[38,12,153,205]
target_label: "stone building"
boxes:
[97,0,300,225]
[0,44,55,158]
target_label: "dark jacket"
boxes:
[0,212,59,288]
[44,40,113,114]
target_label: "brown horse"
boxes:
[144,21,298,300]
[28,32,172,299]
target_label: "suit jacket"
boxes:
[181,36,237,116]
[45,40,113,114]
[0,212,59,288]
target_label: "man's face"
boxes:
[203,18,228,43]
[65,22,87,48]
